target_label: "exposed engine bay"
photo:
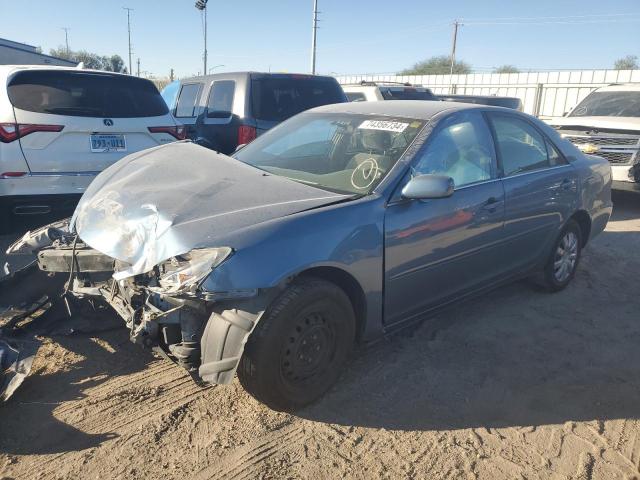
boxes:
[6,219,272,387]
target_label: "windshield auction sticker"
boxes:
[358,120,409,133]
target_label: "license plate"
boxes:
[90,134,126,152]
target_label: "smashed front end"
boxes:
[6,218,269,386]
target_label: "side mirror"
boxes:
[401,174,454,200]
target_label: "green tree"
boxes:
[494,65,519,74]
[614,55,639,70]
[401,55,472,75]
[49,47,128,73]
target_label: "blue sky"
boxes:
[1,0,639,78]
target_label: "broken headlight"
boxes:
[155,247,232,295]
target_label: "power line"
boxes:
[61,27,70,55]
[310,0,319,74]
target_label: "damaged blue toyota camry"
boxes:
[7,101,612,410]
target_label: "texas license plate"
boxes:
[90,134,126,152]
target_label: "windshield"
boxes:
[380,88,437,101]
[570,91,640,117]
[234,113,425,194]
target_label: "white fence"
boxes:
[336,69,640,118]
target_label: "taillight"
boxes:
[0,123,64,143]
[148,125,187,140]
[0,171,28,178]
[238,125,257,145]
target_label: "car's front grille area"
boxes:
[562,133,639,165]
[598,151,636,164]
[567,135,640,147]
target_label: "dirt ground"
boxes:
[1,192,639,480]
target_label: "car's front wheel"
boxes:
[540,219,582,292]
[238,277,356,411]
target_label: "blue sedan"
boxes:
[10,101,613,410]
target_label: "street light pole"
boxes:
[310,0,318,74]
[195,0,209,76]
[124,7,134,75]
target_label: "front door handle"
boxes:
[483,196,501,213]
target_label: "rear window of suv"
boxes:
[250,76,345,122]
[380,88,437,101]
[8,70,168,118]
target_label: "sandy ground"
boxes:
[1,192,639,480]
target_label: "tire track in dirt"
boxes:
[193,423,305,480]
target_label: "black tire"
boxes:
[238,277,356,411]
[539,219,582,292]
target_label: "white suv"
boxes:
[0,65,184,230]
[549,84,640,192]
[342,81,438,102]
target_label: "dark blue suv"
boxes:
[162,72,347,154]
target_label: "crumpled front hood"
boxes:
[72,142,348,279]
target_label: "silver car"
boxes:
[8,101,612,410]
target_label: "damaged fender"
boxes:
[199,294,274,385]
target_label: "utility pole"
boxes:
[124,7,134,75]
[61,27,70,55]
[449,19,461,77]
[137,58,140,77]
[310,0,319,74]
[195,1,208,76]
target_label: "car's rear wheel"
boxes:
[540,219,582,292]
[238,277,356,411]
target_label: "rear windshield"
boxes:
[570,91,640,118]
[8,71,168,118]
[250,76,345,122]
[380,88,437,101]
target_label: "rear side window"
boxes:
[489,115,549,176]
[175,83,202,118]
[346,92,366,102]
[8,71,168,118]
[206,80,235,118]
[251,76,345,122]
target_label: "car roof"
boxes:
[0,64,132,81]
[597,83,640,92]
[308,100,485,120]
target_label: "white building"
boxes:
[0,38,77,67]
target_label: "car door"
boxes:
[486,113,578,272]
[173,82,204,141]
[384,110,506,326]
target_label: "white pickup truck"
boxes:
[549,84,640,193]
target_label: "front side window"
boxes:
[175,83,202,118]
[234,113,425,194]
[207,80,235,118]
[412,111,495,188]
[489,114,549,176]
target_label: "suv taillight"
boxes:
[238,125,257,146]
[148,125,187,140]
[0,123,64,143]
